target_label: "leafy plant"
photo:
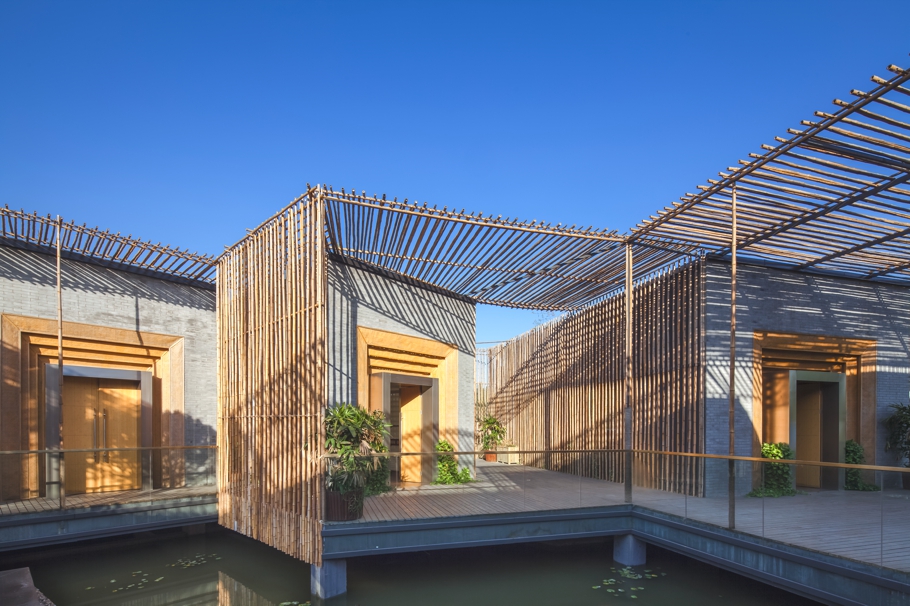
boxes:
[479,415,506,451]
[433,440,473,485]
[845,439,880,491]
[884,403,910,467]
[324,403,391,507]
[747,442,796,497]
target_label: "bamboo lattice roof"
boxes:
[6,60,909,307]
[0,205,217,287]
[632,62,910,285]
[321,189,697,310]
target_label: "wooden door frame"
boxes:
[789,370,846,490]
[751,331,876,462]
[45,364,152,497]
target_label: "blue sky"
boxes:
[2,1,909,343]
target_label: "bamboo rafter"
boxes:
[0,205,217,286]
[320,189,699,310]
[633,61,910,284]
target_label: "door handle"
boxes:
[92,408,98,463]
[102,409,108,462]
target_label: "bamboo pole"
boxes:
[624,242,633,503]
[56,216,65,510]
[728,185,738,530]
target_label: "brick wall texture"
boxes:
[0,245,217,446]
[704,260,910,491]
[326,258,476,453]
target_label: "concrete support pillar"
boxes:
[311,559,347,599]
[613,534,646,566]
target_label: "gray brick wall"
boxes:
[704,260,910,492]
[326,258,476,452]
[0,245,217,446]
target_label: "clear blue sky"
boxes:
[2,1,909,343]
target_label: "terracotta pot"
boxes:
[325,488,364,521]
[484,452,497,462]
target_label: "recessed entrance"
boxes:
[371,372,438,485]
[45,364,152,498]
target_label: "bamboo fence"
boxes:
[484,258,705,495]
[217,188,325,565]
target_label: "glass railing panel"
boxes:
[881,468,910,572]
[579,450,625,508]
[682,456,731,527]
[631,452,689,518]
[760,460,882,566]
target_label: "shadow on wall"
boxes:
[0,246,215,311]
[704,263,910,469]
[327,258,475,406]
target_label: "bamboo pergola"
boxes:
[632,63,910,283]
[0,205,216,287]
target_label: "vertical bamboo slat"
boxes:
[217,191,326,564]
[485,257,705,494]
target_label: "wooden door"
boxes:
[98,379,141,491]
[61,377,99,494]
[796,382,821,488]
[399,385,422,483]
[60,377,140,494]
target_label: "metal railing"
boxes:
[321,448,910,571]
[0,445,217,512]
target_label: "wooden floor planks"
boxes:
[0,485,216,517]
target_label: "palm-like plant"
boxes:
[324,403,389,494]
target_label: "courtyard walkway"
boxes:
[358,460,910,572]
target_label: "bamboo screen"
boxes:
[484,257,705,495]
[217,192,325,564]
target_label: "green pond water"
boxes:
[7,528,818,605]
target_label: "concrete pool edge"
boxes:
[321,504,910,606]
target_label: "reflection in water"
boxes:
[12,529,817,606]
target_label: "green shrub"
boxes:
[433,440,473,485]
[885,403,910,467]
[845,439,879,491]
[325,403,391,507]
[747,442,796,497]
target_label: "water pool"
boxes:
[6,529,818,605]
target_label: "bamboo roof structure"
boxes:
[320,189,697,310]
[0,205,217,287]
[6,60,909,306]
[632,62,910,285]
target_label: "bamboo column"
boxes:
[56,216,65,509]
[624,242,633,503]
[728,185,738,530]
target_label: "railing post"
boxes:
[59,452,65,510]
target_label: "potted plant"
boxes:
[884,403,910,489]
[479,415,506,462]
[324,403,389,521]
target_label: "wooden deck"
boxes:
[0,485,217,517]
[356,460,910,572]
